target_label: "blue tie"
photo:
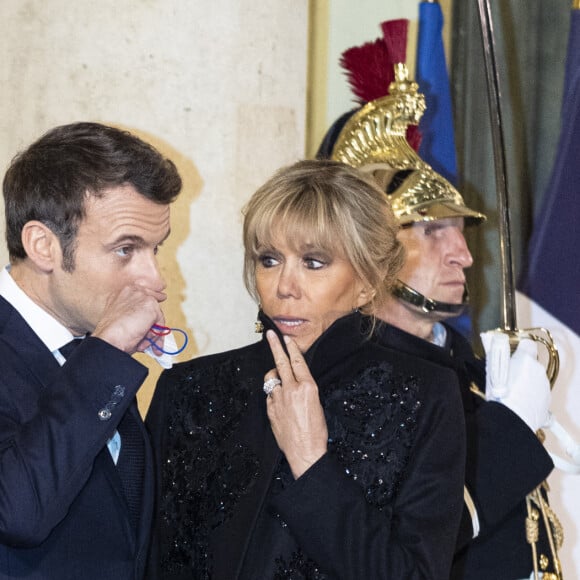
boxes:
[117,404,145,529]
[59,338,83,359]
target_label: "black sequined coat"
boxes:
[374,322,555,579]
[146,312,466,580]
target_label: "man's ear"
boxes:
[20,221,61,272]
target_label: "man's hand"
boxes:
[92,282,166,354]
[481,330,551,432]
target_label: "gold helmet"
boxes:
[330,64,486,227]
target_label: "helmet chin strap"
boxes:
[392,280,468,315]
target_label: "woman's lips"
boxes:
[273,317,307,331]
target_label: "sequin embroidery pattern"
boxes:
[159,358,260,577]
[324,361,422,508]
[274,549,329,580]
[271,361,422,578]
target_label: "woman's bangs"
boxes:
[280,205,340,254]
[253,202,338,255]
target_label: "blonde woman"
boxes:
[146,160,465,579]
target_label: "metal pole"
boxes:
[475,0,517,332]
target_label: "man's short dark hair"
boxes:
[3,122,182,269]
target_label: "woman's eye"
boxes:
[304,257,325,269]
[259,254,279,268]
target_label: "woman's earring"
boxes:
[255,304,264,333]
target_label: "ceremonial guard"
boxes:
[317,18,564,578]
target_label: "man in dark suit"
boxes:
[0,122,182,579]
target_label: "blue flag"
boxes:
[517,8,580,576]
[415,0,471,338]
[416,0,457,183]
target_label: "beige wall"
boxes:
[0,0,308,413]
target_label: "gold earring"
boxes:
[255,304,264,333]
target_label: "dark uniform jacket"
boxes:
[0,296,154,580]
[375,321,555,579]
[146,312,466,579]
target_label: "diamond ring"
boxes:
[263,377,282,396]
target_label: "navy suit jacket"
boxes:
[0,296,154,579]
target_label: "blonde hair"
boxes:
[242,159,404,317]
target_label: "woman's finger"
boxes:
[282,335,313,383]
[266,330,295,383]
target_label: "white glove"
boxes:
[481,330,551,432]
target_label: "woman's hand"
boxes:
[265,330,328,479]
